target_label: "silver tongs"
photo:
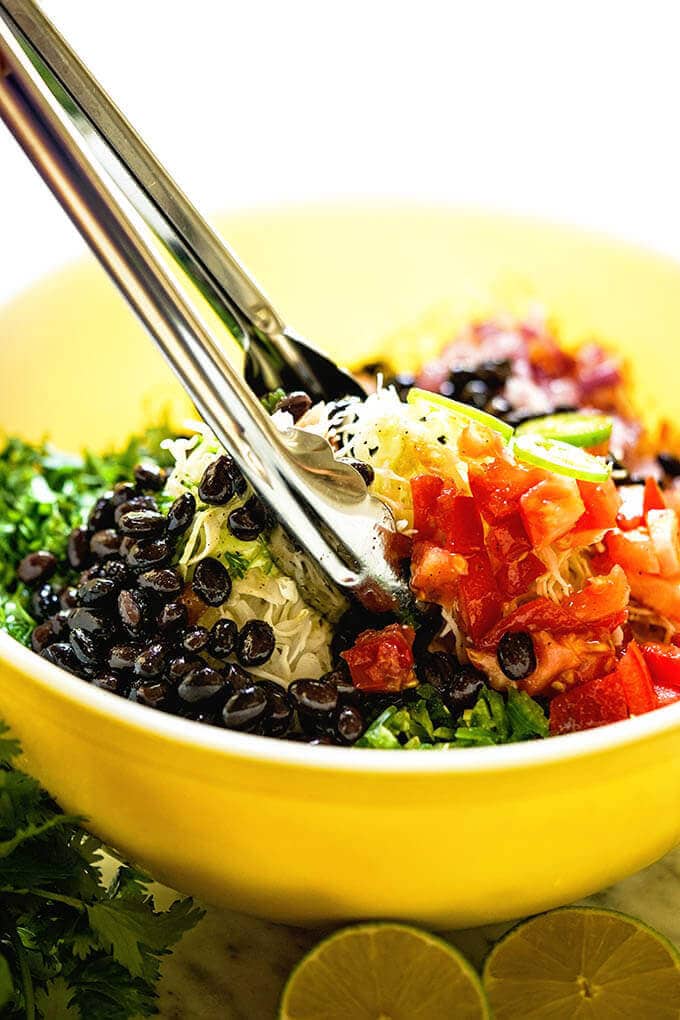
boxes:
[0,0,415,621]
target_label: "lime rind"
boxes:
[513,434,611,482]
[280,921,490,1020]
[407,387,515,442]
[515,411,613,448]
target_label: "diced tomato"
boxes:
[411,475,444,539]
[458,422,505,461]
[485,512,531,563]
[605,529,661,575]
[410,541,467,605]
[653,685,680,707]
[627,571,680,621]
[469,459,545,524]
[577,478,620,531]
[494,553,545,599]
[479,597,575,650]
[341,623,416,693]
[643,477,666,516]
[520,476,586,549]
[565,566,630,626]
[616,485,644,531]
[549,672,629,735]
[646,508,680,576]
[617,641,656,714]
[436,491,484,554]
[640,641,680,692]
[454,550,503,642]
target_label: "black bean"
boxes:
[486,395,513,419]
[92,673,129,696]
[125,537,172,571]
[134,642,169,678]
[108,643,139,671]
[98,558,131,588]
[335,704,365,744]
[322,665,356,703]
[192,557,232,606]
[18,550,58,586]
[221,684,268,731]
[41,641,80,674]
[259,680,293,736]
[90,529,120,560]
[114,495,157,526]
[227,497,268,542]
[177,665,227,705]
[68,606,115,639]
[412,603,444,657]
[118,509,166,538]
[478,358,512,388]
[209,618,237,659]
[273,390,313,422]
[180,626,210,654]
[446,665,486,717]
[87,495,114,531]
[222,662,253,693]
[308,736,334,746]
[289,677,338,714]
[68,527,92,570]
[138,568,182,600]
[31,584,60,622]
[236,620,275,666]
[198,455,237,505]
[117,589,151,637]
[79,564,102,584]
[167,654,199,684]
[129,681,170,710]
[77,577,118,608]
[134,461,167,491]
[346,459,375,486]
[167,492,196,537]
[415,651,457,691]
[31,621,57,653]
[156,601,188,634]
[658,452,680,478]
[49,611,70,640]
[441,368,474,399]
[59,586,79,610]
[460,379,490,409]
[385,372,415,401]
[497,631,536,681]
[70,627,106,667]
[112,481,137,507]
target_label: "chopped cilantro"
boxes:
[261,388,286,414]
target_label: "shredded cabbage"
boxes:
[163,422,332,685]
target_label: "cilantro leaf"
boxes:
[35,977,81,1019]
[0,952,13,1011]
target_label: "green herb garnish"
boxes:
[0,721,204,1018]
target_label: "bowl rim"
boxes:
[4,630,680,774]
[5,202,680,776]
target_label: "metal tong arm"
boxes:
[0,3,372,595]
[0,0,325,398]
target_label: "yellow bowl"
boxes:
[2,205,680,928]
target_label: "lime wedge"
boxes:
[515,411,613,447]
[407,387,514,442]
[483,906,680,1019]
[513,434,612,482]
[280,923,489,1019]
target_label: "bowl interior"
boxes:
[2,205,680,449]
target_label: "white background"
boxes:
[2,0,680,303]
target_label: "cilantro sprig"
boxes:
[0,721,204,1019]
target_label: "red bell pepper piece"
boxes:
[478,596,575,650]
[577,478,620,531]
[643,477,666,516]
[341,623,416,693]
[617,641,656,715]
[549,672,629,735]
[468,459,545,524]
[640,641,680,692]
[494,553,545,599]
[564,566,630,625]
[411,475,444,540]
[436,490,484,554]
[410,541,466,605]
[485,512,531,562]
[520,476,586,549]
[453,549,503,642]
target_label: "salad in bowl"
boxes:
[3,308,679,751]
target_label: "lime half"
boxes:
[280,923,489,1020]
[483,906,680,1019]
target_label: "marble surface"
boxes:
[156,847,680,1018]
